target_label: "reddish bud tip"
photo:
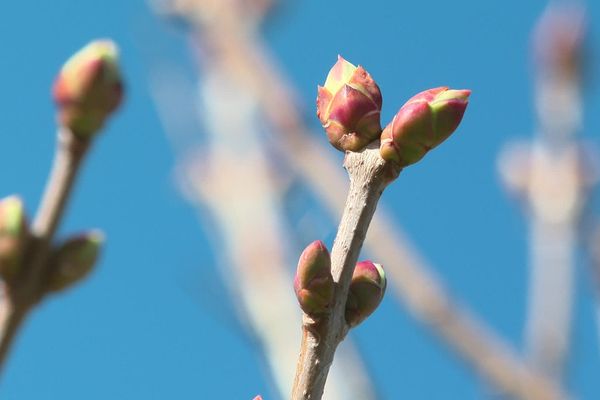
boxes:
[53,40,123,138]
[294,240,334,315]
[317,56,382,152]
[380,87,470,167]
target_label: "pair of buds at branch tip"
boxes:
[294,241,386,328]
[0,196,103,294]
[53,40,124,139]
[317,56,470,168]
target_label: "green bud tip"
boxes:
[81,230,105,257]
[0,196,25,237]
[45,230,104,293]
[0,196,28,280]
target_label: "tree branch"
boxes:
[292,145,398,399]
[0,128,89,374]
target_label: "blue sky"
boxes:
[1,0,600,399]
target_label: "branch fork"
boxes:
[0,39,124,376]
[293,56,470,399]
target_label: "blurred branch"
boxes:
[0,41,122,377]
[0,289,27,373]
[0,129,89,373]
[149,1,378,398]
[32,130,89,248]
[500,2,589,381]
[0,131,93,382]
[586,223,600,355]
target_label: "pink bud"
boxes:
[380,87,470,167]
[294,240,334,315]
[53,40,123,138]
[317,56,382,152]
[345,260,386,328]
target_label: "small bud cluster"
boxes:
[317,56,470,169]
[0,196,103,295]
[294,241,386,328]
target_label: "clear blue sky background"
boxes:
[1,0,600,399]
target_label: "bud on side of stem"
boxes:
[45,231,104,293]
[317,56,383,152]
[380,87,470,167]
[294,240,334,316]
[0,196,28,282]
[53,40,124,138]
[345,261,386,328]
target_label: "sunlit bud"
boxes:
[45,231,104,293]
[345,261,386,328]
[317,56,382,152]
[294,240,334,315]
[53,40,123,138]
[0,196,28,281]
[252,396,263,400]
[380,87,470,167]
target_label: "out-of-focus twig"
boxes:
[499,2,589,381]
[0,288,27,373]
[0,129,89,374]
[586,223,600,354]
[150,1,378,398]
[0,40,122,377]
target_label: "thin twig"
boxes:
[0,287,27,370]
[0,128,89,374]
[23,128,89,303]
[33,129,89,241]
[292,146,398,399]
[520,3,587,380]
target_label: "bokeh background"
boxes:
[1,0,600,398]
